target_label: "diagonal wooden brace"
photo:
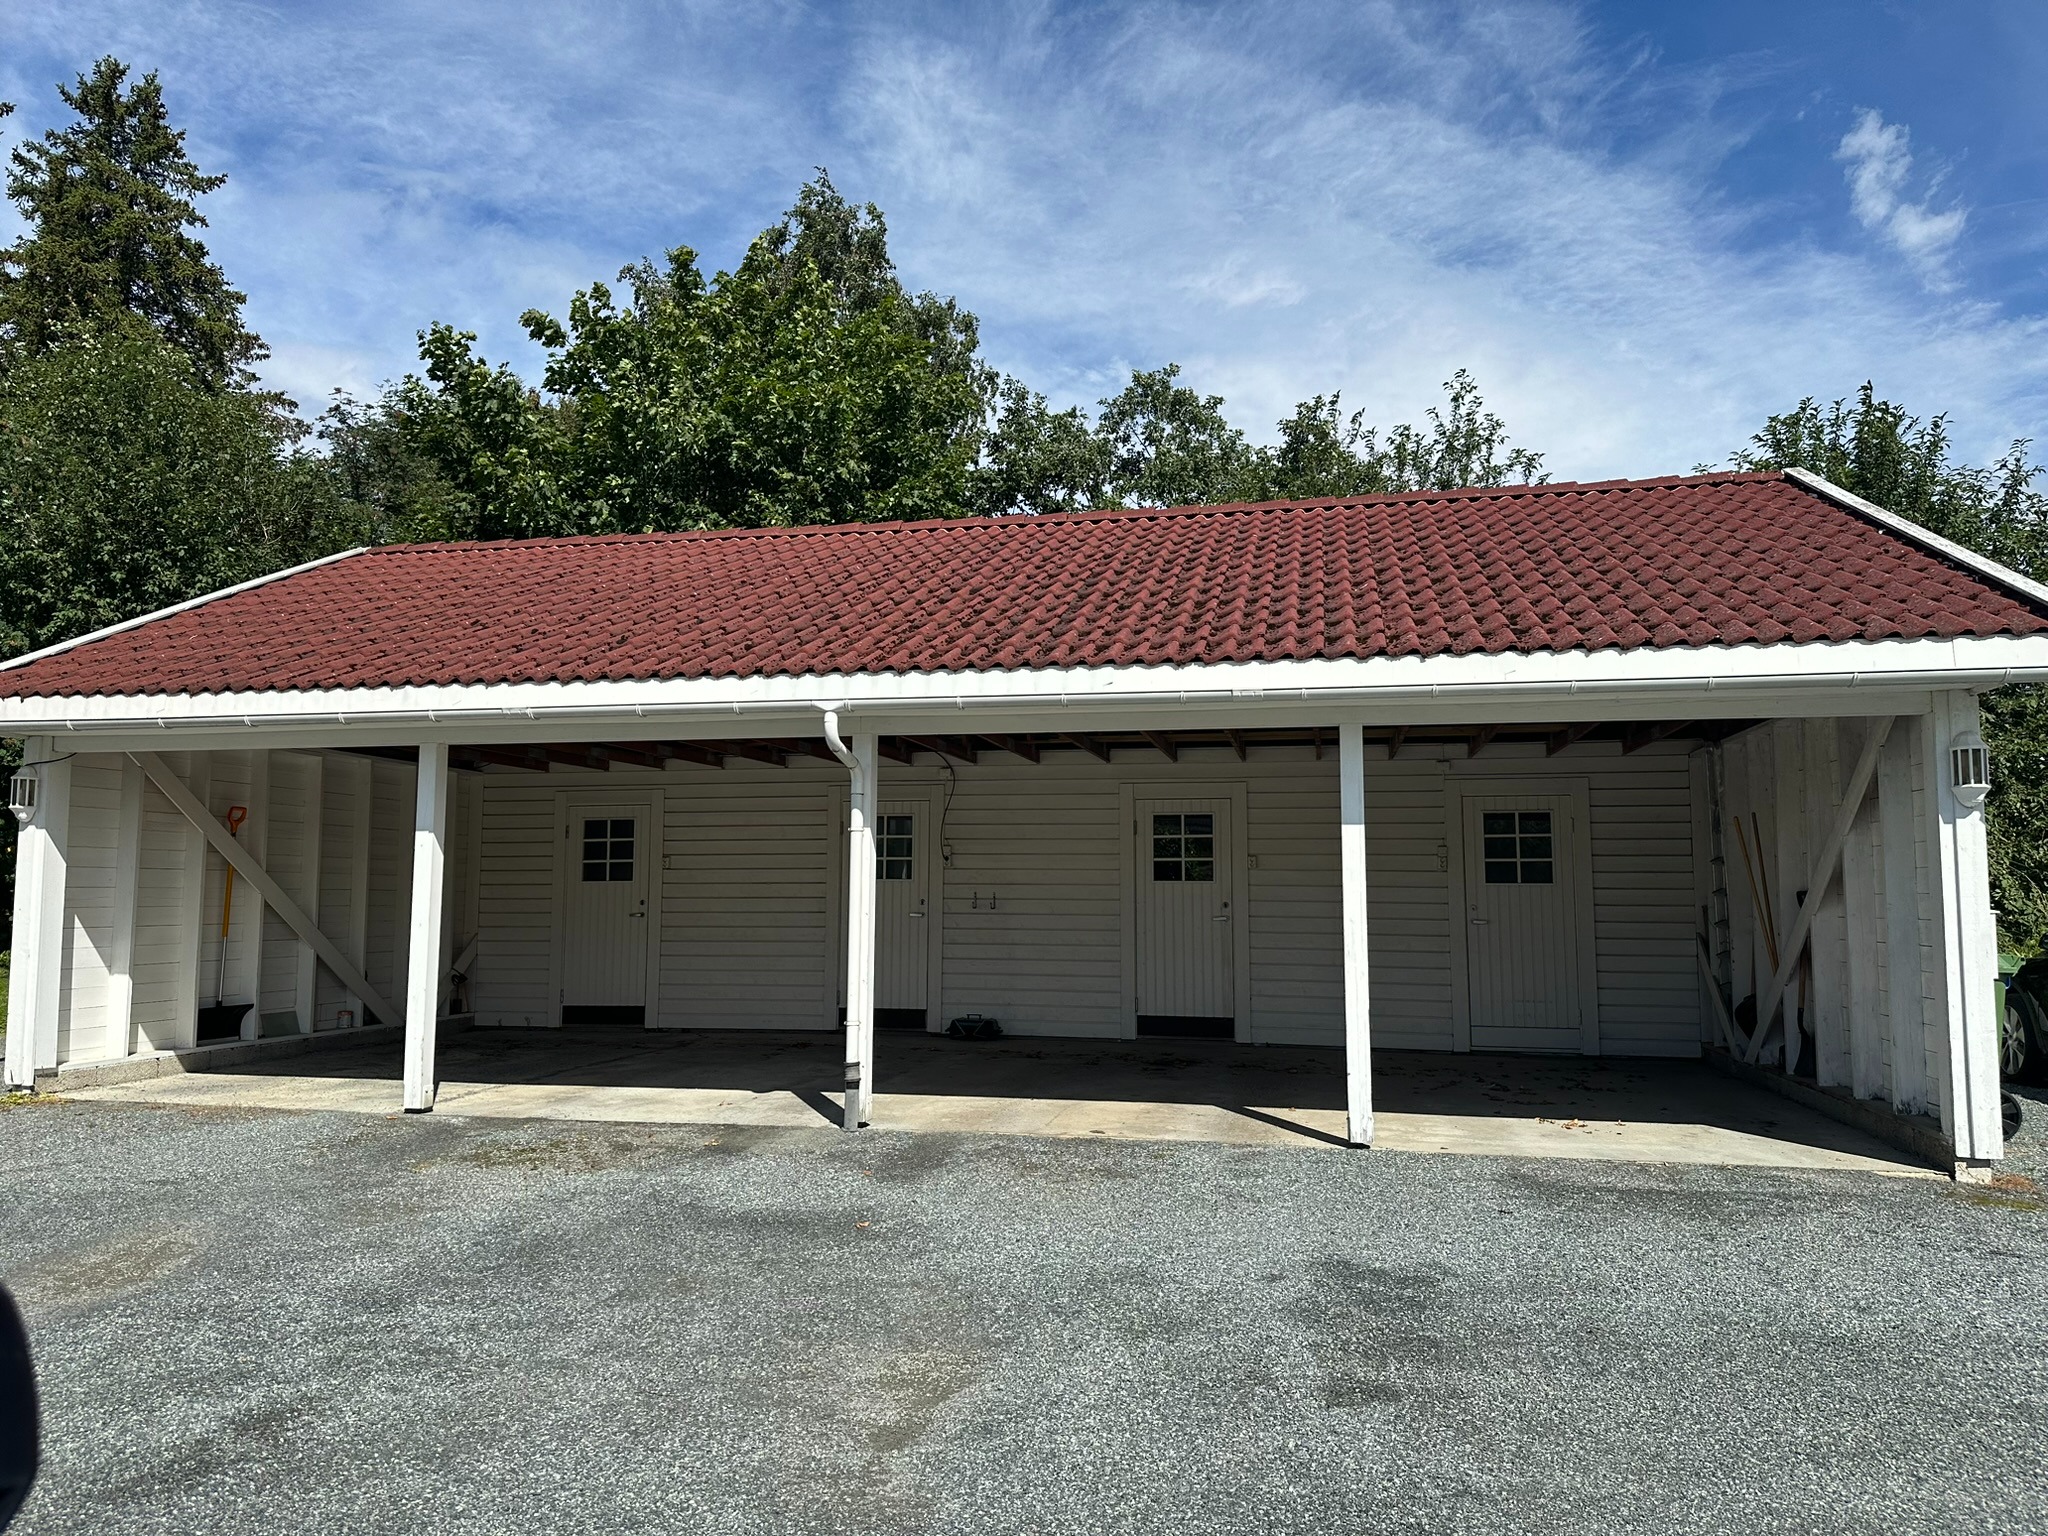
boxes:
[1744,717,1895,1064]
[132,752,399,1028]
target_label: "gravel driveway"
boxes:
[1,1094,2043,1535]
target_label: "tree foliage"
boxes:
[0,57,266,389]
[1733,385,2048,954]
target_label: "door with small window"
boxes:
[874,801,932,1028]
[1134,798,1235,1036]
[563,802,650,1024]
[1462,795,1583,1051]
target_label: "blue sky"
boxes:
[2,0,2043,480]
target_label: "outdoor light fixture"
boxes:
[6,772,35,826]
[1950,728,1991,809]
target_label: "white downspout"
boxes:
[823,709,877,1130]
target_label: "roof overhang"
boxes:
[6,634,2046,753]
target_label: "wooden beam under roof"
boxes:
[617,740,727,770]
[701,739,789,768]
[766,738,837,765]
[1467,725,1500,759]
[876,739,914,765]
[454,745,551,773]
[1062,733,1112,763]
[1386,725,1408,760]
[1226,730,1247,762]
[902,735,977,764]
[1622,720,1692,755]
[1142,731,1179,763]
[1547,723,1599,757]
[984,735,1040,763]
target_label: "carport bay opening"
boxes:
[3,469,2044,1175]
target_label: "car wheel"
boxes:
[2008,986,2048,1085]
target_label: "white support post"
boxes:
[294,753,324,1033]
[1877,726,1929,1113]
[1338,722,1373,1148]
[4,738,71,1088]
[1923,693,2002,1167]
[1840,752,1884,1101]
[824,713,878,1130]
[402,744,452,1113]
[174,754,211,1048]
[106,755,144,1061]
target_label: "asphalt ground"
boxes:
[1,1094,2044,1536]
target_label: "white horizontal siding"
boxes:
[55,755,123,1063]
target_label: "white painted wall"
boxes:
[459,739,1703,1052]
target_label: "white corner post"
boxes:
[1924,692,2002,1168]
[402,743,452,1113]
[4,738,71,1089]
[1338,722,1373,1147]
[823,711,877,1130]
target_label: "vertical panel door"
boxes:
[1135,798,1235,1035]
[874,802,931,1027]
[563,804,649,1017]
[1462,795,1583,1051]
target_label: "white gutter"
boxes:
[0,546,372,674]
[5,663,2041,737]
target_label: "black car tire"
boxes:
[2006,982,2048,1085]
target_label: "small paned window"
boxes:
[581,817,635,882]
[1482,810,1553,885]
[877,814,914,881]
[1152,812,1216,882]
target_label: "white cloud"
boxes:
[1835,107,1967,286]
[0,0,2039,481]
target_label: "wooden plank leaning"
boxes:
[1743,717,1895,1065]
[132,752,401,1029]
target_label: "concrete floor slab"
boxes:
[63,1026,1933,1176]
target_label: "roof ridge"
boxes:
[364,469,1789,557]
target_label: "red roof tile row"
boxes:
[4,472,2043,699]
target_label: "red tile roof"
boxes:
[5,472,2045,699]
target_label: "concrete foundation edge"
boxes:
[28,1022,409,1093]
[1703,1046,1963,1177]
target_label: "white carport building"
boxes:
[5,470,2046,1176]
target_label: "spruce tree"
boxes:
[0,57,264,388]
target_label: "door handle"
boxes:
[1212,915,1230,922]
[1469,918,1489,925]
[909,912,926,919]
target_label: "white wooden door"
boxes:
[1135,798,1235,1032]
[1463,795,1583,1051]
[874,802,930,1024]
[563,804,649,1014]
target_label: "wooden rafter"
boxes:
[768,739,839,765]
[1226,730,1247,762]
[1142,731,1179,762]
[1622,720,1691,755]
[1062,733,1112,763]
[619,740,726,770]
[902,735,977,764]
[1547,722,1598,757]
[877,739,914,765]
[702,739,789,768]
[455,745,551,773]
[984,735,1040,763]
[1386,725,1408,760]
[1467,725,1500,759]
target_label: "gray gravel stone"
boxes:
[1,1095,2044,1535]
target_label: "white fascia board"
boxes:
[0,546,372,674]
[4,634,2047,748]
[1785,468,2048,610]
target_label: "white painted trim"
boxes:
[402,743,450,1111]
[1877,726,1927,1113]
[7,635,2048,745]
[1443,775,1598,1055]
[840,731,878,1128]
[1786,468,2048,610]
[173,753,210,1050]
[1338,723,1373,1147]
[232,749,271,1038]
[0,546,369,675]
[344,754,371,1031]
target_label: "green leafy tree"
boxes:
[1265,370,1547,499]
[378,175,993,536]
[0,57,266,389]
[1732,385,2048,954]
[0,328,363,660]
